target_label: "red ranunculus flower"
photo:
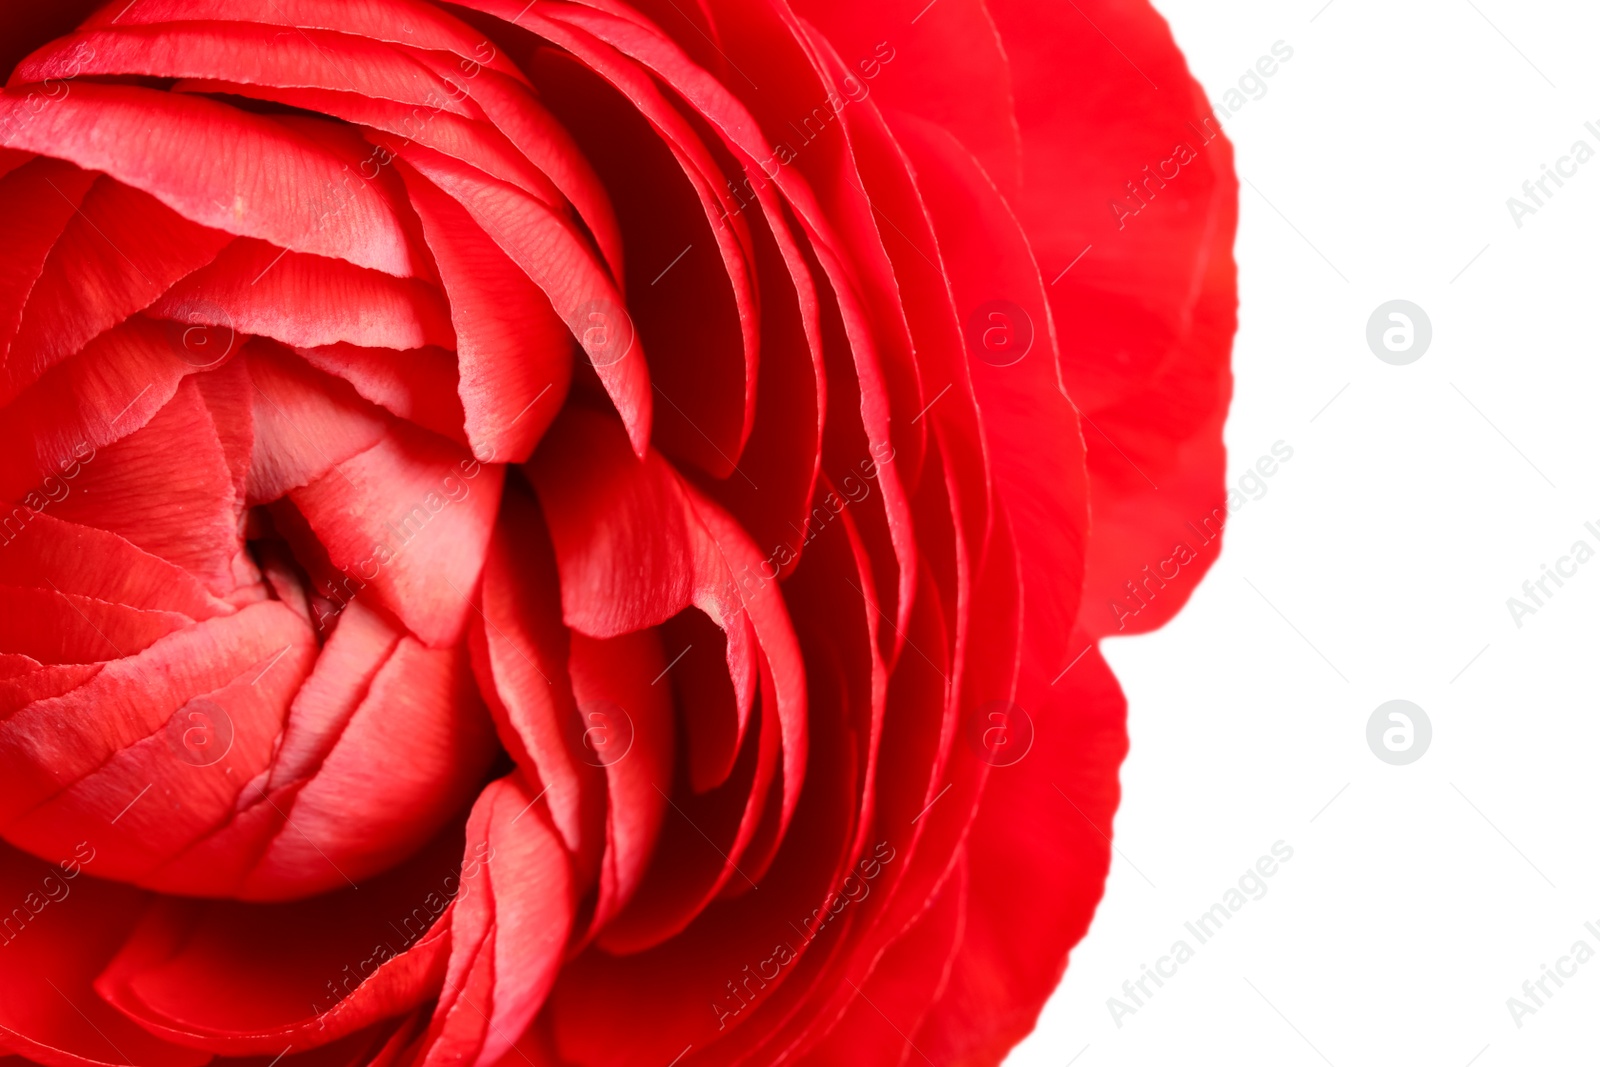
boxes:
[0,0,1234,1064]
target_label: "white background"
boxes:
[1009,1,1600,1064]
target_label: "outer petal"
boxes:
[78,0,533,85]
[791,0,1022,196]
[893,114,1090,691]
[984,0,1239,636]
[0,843,210,1067]
[92,828,467,1054]
[16,25,486,118]
[913,646,1126,1064]
[795,855,967,1067]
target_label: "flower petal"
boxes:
[893,114,1090,685]
[0,83,423,277]
[14,25,483,117]
[0,317,204,505]
[3,175,231,406]
[411,775,572,1067]
[148,240,456,353]
[0,586,190,664]
[93,827,467,1054]
[397,162,571,463]
[0,510,228,620]
[0,600,317,892]
[243,342,389,503]
[567,627,674,942]
[396,144,651,455]
[795,855,967,1066]
[0,158,96,369]
[238,634,497,899]
[289,421,504,648]
[912,647,1126,1063]
[521,38,755,477]
[48,379,245,595]
[468,484,605,878]
[0,843,209,1067]
[986,0,1238,637]
[80,0,530,85]
[294,343,467,448]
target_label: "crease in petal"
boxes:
[0,157,96,370]
[147,239,456,353]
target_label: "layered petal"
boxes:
[0,844,209,1067]
[0,84,423,276]
[409,774,572,1067]
[93,827,466,1054]
[0,4,1234,1067]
